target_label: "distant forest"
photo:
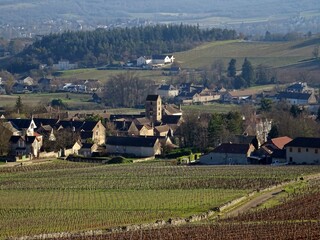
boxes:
[6,24,236,73]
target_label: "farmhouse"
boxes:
[199,143,255,165]
[156,84,179,98]
[106,136,161,157]
[276,92,317,105]
[285,137,320,164]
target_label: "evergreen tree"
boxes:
[227,58,237,77]
[268,124,279,139]
[15,96,23,114]
[241,58,255,87]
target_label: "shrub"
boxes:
[107,156,133,164]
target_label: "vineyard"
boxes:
[64,178,320,240]
[1,160,320,239]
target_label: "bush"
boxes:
[107,156,133,164]
[165,149,192,159]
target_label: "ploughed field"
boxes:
[1,160,320,238]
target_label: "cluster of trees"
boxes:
[7,24,236,73]
[225,58,277,89]
[259,100,320,139]
[178,111,243,151]
[103,72,155,108]
[263,31,305,42]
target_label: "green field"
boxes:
[174,39,317,69]
[1,160,320,238]
[56,69,172,84]
[0,93,101,110]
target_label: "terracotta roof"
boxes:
[270,136,293,149]
[285,137,320,148]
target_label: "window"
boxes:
[289,148,292,152]
[298,148,301,153]
[306,148,309,152]
[316,149,319,154]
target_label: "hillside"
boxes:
[0,0,319,30]
[56,37,320,86]
[175,39,317,69]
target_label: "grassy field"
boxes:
[56,69,172,84]
[1,160,320,238]
[174,39,317,69]
[0,93,101,110]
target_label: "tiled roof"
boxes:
[270,136,293,149]
[285,137,320,148]
[106,136,158,147]
[277,92,311,100]
[212,143,250,154]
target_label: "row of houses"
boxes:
[155,82,318,107]
[1,95,183,160]
[199,136,320,165]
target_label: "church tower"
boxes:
[145,95,162,123]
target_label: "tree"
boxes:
[241,58,255,87]
[208,113,223,147]
[15,96,23,114]
[233,76,246,89]
[267,124,279,139]
[312,45,319,59]
[227,58,237,78]
[259,98,273,112]
[317,107,320,122]
[0,122,10,155]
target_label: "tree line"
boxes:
[6,24,237,73]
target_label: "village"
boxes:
[0,79,319,165]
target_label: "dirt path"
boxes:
[222,173,320,219]
[223,188,284,218]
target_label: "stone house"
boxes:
[106,136,161,157]
[285,137,320,164]
[199,143,255,165]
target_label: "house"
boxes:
[199,143,255,165]
[276,92,317,105]
[9,135,42,158]
[163,104,182,116]
[156,85,179,98]
[222,90,256,103]
[151,55,175,65]
[106,136,161,157]
[53,60,78,70]
[38,78,51,92]
[137,56,152,66]
[285,137,320,164]
[286,82,314,93]
[145,95,162,123]
[154,125,173,137]
[57,120,106,145]
[257,136,293,164]
[8,118,37,136]
[78,143,99,157]
[61,141,82,157]
[19,76,34,86]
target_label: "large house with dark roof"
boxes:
[285,137,320,164]
[276,92,317,105]
[106,136,161,157]
[199,143,255,165]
